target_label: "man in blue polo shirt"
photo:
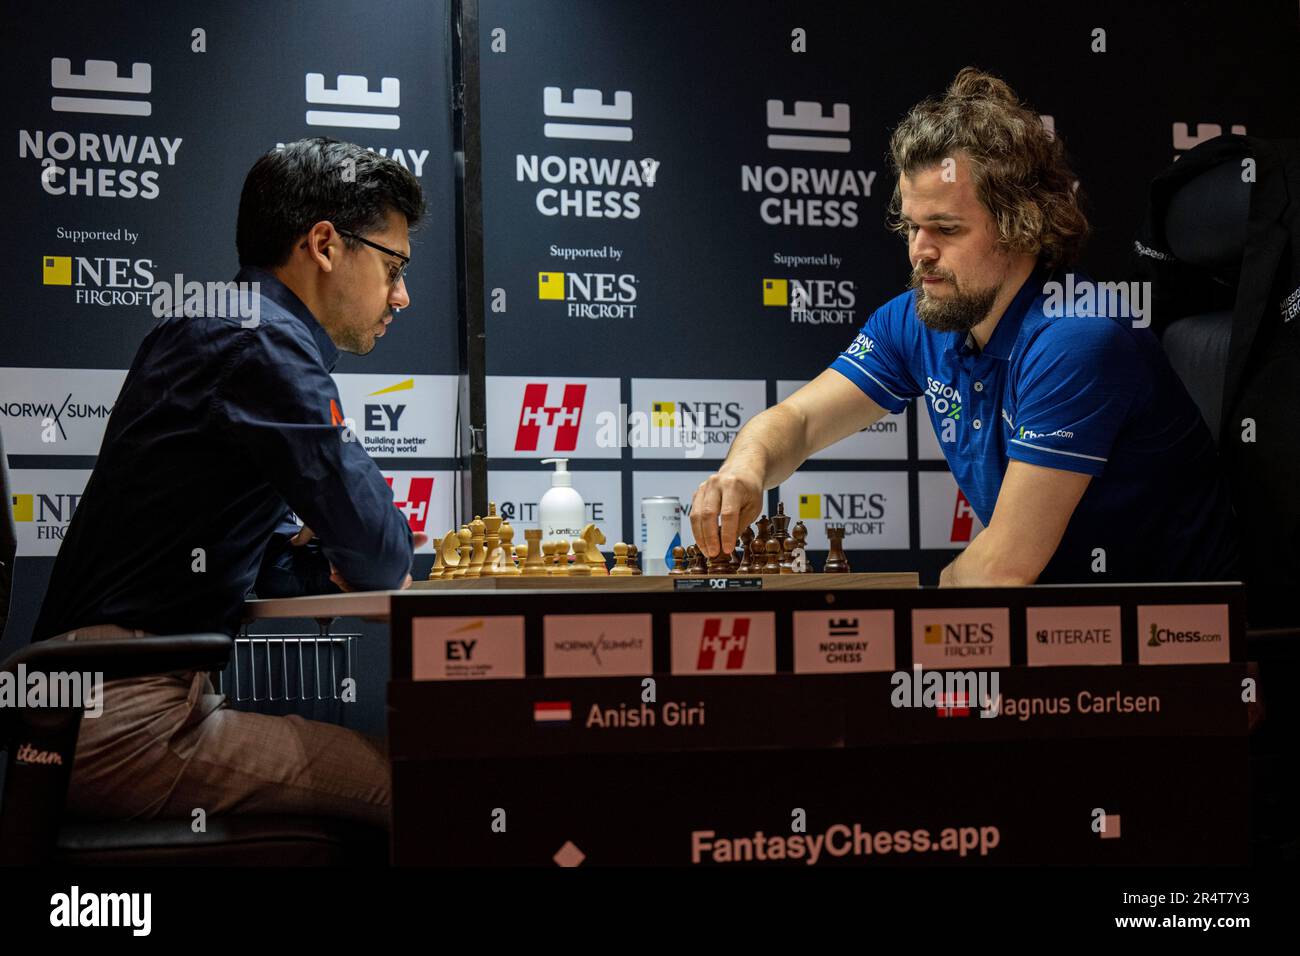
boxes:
[692,68,1238,584]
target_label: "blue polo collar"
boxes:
[949,264,1052,361]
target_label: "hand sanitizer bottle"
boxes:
[539,458,585,546]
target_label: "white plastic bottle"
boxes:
[539,458,586,545]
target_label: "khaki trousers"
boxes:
[56,625,390,830]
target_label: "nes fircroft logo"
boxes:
[537,270,638,318]
[51,57,150,116]
[742,98,876,228]
[766,99,849,153]
[306,72,399,129]
[763,277,857,324]
[516,383,586,452]
[517,86,658,219]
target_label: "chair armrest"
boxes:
[1,633,233,682]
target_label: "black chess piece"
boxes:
[772,502,791,547]
[668,545,687,575]
[736,527,755,574]
[626,544,641,575]
[823,526,851,573]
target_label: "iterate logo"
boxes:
[537,270,638,319]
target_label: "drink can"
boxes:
[639,496,682,575]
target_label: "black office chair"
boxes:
[0,428,388,865]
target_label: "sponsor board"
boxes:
[381,471,455,552]
[1137,604,1229,665]
[486,376,621,458]
[8,468,91,556]
[332,374,457,458]
[1026,606,1122,666]
[912,607,1011,669]
[543,614,653,677]
[412,616,525,680]
[670,612,776,675]
[487,469,623,543]
[776,380,906,459]
[917,471,984,549]
[779,471,910,550]
[629,378,764,459]
[0,368,125,454]
[793,609,894,672]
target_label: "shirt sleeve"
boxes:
[827,294,921,413]
[1007,319,1149,476]
[214,322,413,591]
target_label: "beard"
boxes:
[909,266,1001,334]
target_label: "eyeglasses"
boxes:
[337,228,410,286]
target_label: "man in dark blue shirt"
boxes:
[692,69,1238,586]
[34,138,426,830]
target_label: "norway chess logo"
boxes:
[385,475,434,532]
[766,99,850,153]
[697,618,749,671]
[51,57,151,116]
[544,86,632,142]
[306,72,400,129]
[516,384,586,452]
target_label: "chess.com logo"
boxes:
[517,86,660,219]
[22,57,183,199]
[516,384,586,452]
[741,98,877,228]
[384,474,435,533]
[537,270,638,318]
[697,618,749,670]
[762,278,857,324]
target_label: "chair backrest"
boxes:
[1152,153,1251,446]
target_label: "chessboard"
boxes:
[417,501,917,590]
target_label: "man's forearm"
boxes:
[940,528,1037,587]
[719,404,809,489]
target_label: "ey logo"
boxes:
[798,494,821,520]
[42,256,72,285]
[651,401,675,428]
[538,272,564,300]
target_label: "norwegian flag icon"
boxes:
[515,383,586,452]
[936,691,971,718]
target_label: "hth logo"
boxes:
[950,489,975,543]
[766,99,849,153]
[543,87,632,142]
[51,57,151,116]
[306,72,400,129]
[697,618,749,670]
[385,476,434,531]
[516,384,586,452]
